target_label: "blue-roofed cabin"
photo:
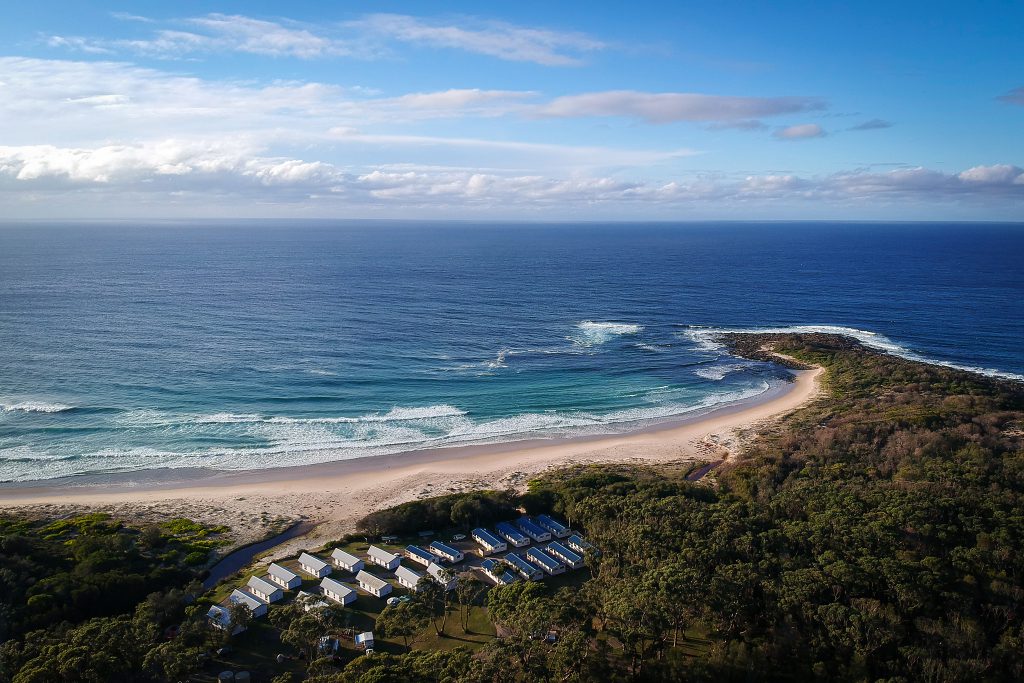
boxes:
[566,534,593,555]
[546,541,584,569]
[405,545,441,567]
[505,552,544,581]
[481,558,518,586]
[471,528,507,555]
[495,521,530,547]
[536,514,571,538]
[516,517,552,542]
[526,547,566,575]
[428,540,464,562]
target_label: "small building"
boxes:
[356,570,393,598]
[228,589,268,618]
[330,548,364,573]
[207,604,245,634]
[495,521,530,548]
[428,540,465,563]
[505,553,544,581]
[298,552,332,578]
[481,558,518,586]
[247,575,284,603]
[526,547,565,576]
[566,534,593,555]
[355,631,375,650]
[547,541,584,570]
[267,563,302,590]
[471,528,507,555]
[516,517,552,543]
[394,565,424,591]
[320,577,357,605]
[426,562,457,591]
[405,545,441,567]
[367,545,401,571]
[295,590,329,612]
[536,514,571,538]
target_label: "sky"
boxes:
[1,1,1022,220]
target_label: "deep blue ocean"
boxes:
[1,222,1022,483]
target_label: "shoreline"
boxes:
[0,367,822,515]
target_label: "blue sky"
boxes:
[1,1,1022,220]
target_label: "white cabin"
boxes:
[428,540,465,562]
[298,552,332,578]
[394,565,424,591]
[228,589,268,618]
[247,575,284,603]
[320,577,357,605]
[330,548,364,573]
[356,569,393,598]
[426,562,457,591]
[367,545,401,571]
[267,563,302,590]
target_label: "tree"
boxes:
[455,574,487,633]
[375,600,430,649]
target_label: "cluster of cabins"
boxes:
[208,513,592,636]
[470,515,592,586]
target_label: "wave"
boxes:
[0,401,75,414]
[681,324,1024,382]
[118,404,468,428]
[571,321,644,347]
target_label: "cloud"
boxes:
[958,164,1023,184]
[848,118,892,131]
[2,141,1021,213]
[773,123,826,140]
[997,87,1024,106]
[539,91,825,123]
[110,12,154,24]
[351,13,606,66]
[48,14,350,60]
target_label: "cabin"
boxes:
[356,570,393,598]
[320,577,357,605]
[404,545,441,567]
[267,563,302,590]
[229,589,268,618]
[330,548,364,573]
[247,575,285,603]
[536,514,571,538]
[526,547,566,575]
[481,558,518,586]
[298,552,332,578]
[495,521,530,548]
[367,545,401,571]
[207,605,246,635]
[296,590,329,612]
[547,541,584,569]
[505,553,544,581]
[395,565,424,591]
[566,534,593,555]
[426,561,457,591]
[471,528,507,555]
[516,517,552,543]
[428,540,465,563]
[355,631,375,650]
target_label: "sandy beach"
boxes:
[0,367,822,553]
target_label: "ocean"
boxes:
[1,221,1022,483]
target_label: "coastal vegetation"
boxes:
[1,333,1022,681]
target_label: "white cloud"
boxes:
[351,13,606,66]
[958,164,1023,184]
[773,123,826,140]
[539,91,825,123]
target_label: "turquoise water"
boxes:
[0,222,1021,482]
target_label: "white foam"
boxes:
[571,321,644,347]
[0,401,74,414]
[694,363,752,381]
[681,324,1024,382]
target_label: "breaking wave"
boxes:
[680,324,1024,382]
[1,401,75,414]
[571,321,644,347]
